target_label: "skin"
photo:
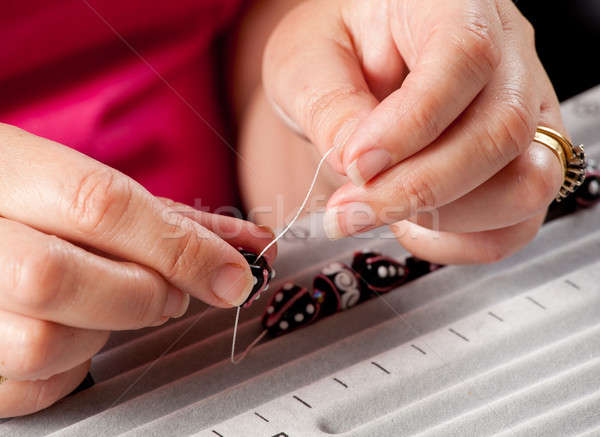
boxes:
[249,0,564,266]
[2,0,566,417]
[0,124,276,417]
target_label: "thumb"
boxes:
[263,1,378,174]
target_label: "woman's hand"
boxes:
[263,0,565,264]
[0,124,276,417]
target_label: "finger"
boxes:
[157,198,278,263]
[409,141,562,233]
[391,213,545,265]
[0,124,255,307]
[263,1,379,173]
[0,218,191,329]
[342,0,504,185]
[324,54,563,240]
[0,310,107,381]
[411,80,564,233]
[323,38,550,239]
[340,1,409,101]
[0,361,90,418]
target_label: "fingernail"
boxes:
[211,264,253,306]
[163,288,190,318]
[256,225,276,238]
[150,317,169,327]
[323,202,377,240]
[323,207,344,240]
[346,149,392,186]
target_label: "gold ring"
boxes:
[0,375,6,385]
[533,126,586,202]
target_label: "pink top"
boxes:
[1,0,245,209]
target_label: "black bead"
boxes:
[351,250,407,294]
[405,256,443,282]
[238,249,274,308]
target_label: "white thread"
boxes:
[231,329,268,365]
[231,306,241,363]
[255,145,338,262]
[231,145,338,364]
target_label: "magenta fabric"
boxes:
[1,0,245,209]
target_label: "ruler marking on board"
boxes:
[411,344,427,355]
[333,377,348,388]
[488,311,504,322]
[254,412,270,423]
[371,361,391,374]
[526,296,547,310]
[293,395,312,409]
[565,279,581,290]
[449,328,470,342]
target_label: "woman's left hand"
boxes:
[262,0,565,264]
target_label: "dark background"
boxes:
[517,0,599,101]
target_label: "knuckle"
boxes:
[299,86,368,148]
[524,19,535,44]
[401,171,439,211]
[68,169,133,237]
[407,96,444,142]
[163,221,208,283]
[129,282,162,327]
[501,96,536,152]
[132,292,158,327]
[455,16,501,78]
[10,239,65,311]
[482,92,536,166]
[506,10,535,44]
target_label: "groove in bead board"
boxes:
[0,88,598,437]
[195,263,600,437]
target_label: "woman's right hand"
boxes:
[0,123,276,418]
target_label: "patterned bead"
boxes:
[261,283,320,336]
[351,250,407,294]
[312,262,365,317]
[258,253,444,339]
[239,249,274,309]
